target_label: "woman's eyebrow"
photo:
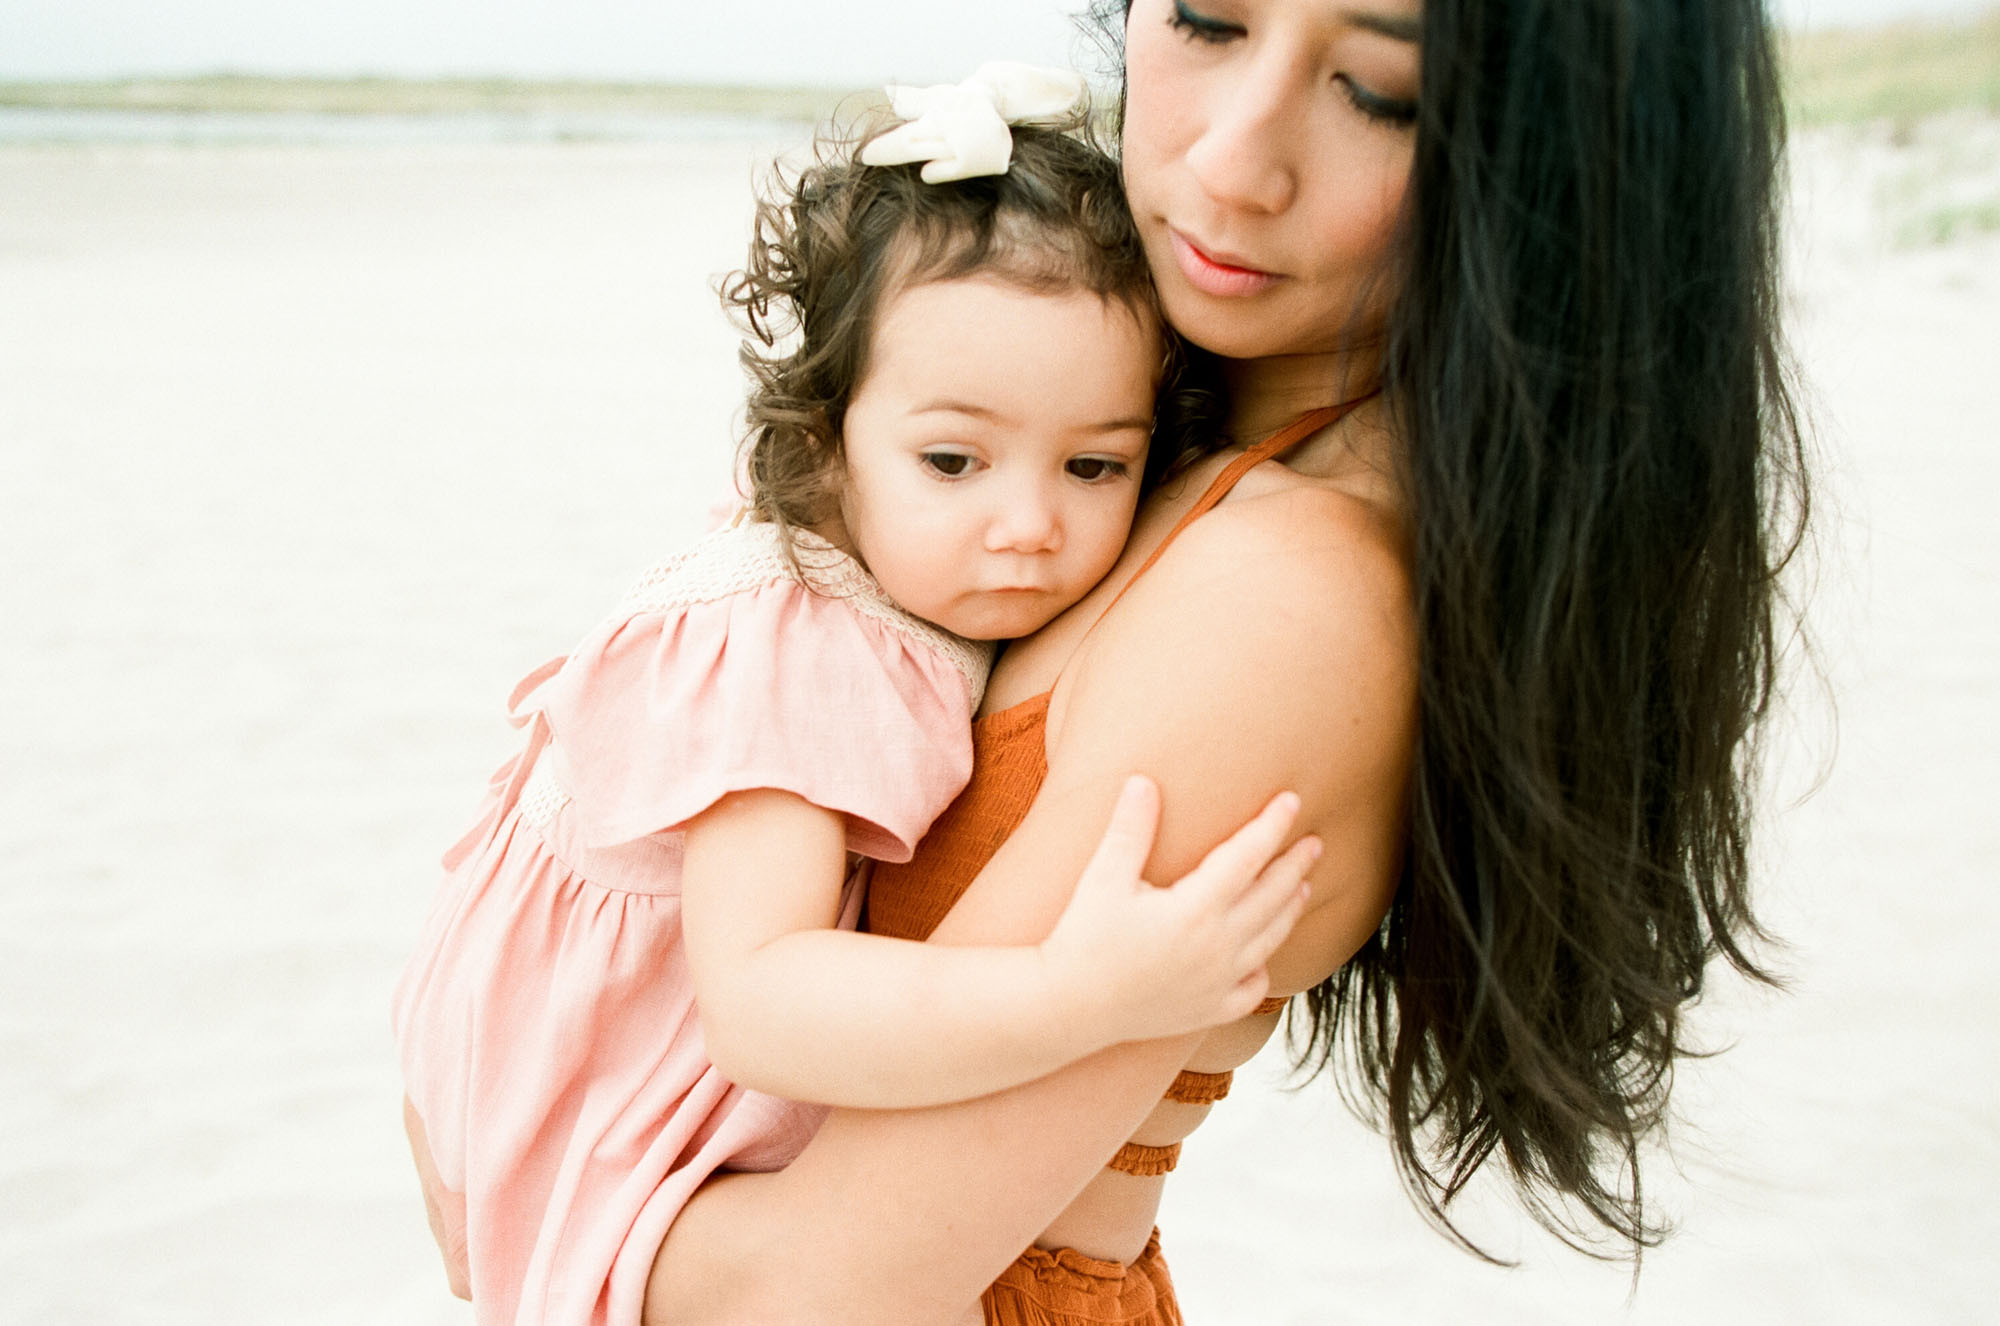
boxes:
[1344,8,1422,42]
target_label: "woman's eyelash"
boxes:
[1167,0,1239,44]
[1168,3,1418,126]
[1338,75,1419,127]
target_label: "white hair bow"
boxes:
[859,61,1090,184]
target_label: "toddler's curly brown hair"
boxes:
[720,120,1221,555]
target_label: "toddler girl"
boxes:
[393,76,1317,1326]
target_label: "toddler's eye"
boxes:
[1067,457,1129,482]
[921,452,976,478]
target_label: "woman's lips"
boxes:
[1168,228,1280,297]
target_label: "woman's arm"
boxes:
[650,489,1416,1325]
[679,778,1316,1109]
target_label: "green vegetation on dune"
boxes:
[0,74,860,122]
[1783,9,2000,127]
[1896,196,2000,246]
[1780,11,2000,250]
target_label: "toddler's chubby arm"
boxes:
[677,776,1316,1110]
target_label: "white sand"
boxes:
[1,123,1994,1323]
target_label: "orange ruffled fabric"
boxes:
[981,1230,1184,1326]
[1104,1141,1182,1178]
[1162,1069,1233,1106]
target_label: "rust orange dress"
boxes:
[865,403,1359,1326]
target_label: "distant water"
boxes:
[0,106,808,145]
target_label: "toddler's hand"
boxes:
[1039,775,1318,1047]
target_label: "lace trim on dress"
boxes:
[612,521,992,708]
[516,760,570,830]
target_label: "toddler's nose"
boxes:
[985,487,1062,554]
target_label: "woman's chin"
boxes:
[1158,297,1321,365]
[1158,284,1387,377]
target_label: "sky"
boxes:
[0,0,1992,84]
[0,1,1101,85]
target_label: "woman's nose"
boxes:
[1185,74,1298,215]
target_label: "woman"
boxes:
[645,0,1804,1319]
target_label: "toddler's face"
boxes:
[832,275,1159,641]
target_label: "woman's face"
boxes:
[1120,0,1421,363]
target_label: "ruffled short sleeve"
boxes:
[532,538,987,863]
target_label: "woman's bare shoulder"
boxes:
[1082,479,1413,702]
[1204,477,1411,620]
[1046,479,1416,859]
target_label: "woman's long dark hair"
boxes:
[1092,0,1808,1257]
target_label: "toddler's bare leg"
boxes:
[403,1097,471,1300]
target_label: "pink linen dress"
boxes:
[392,521,990,1326]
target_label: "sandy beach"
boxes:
[1,111,1995,1323]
